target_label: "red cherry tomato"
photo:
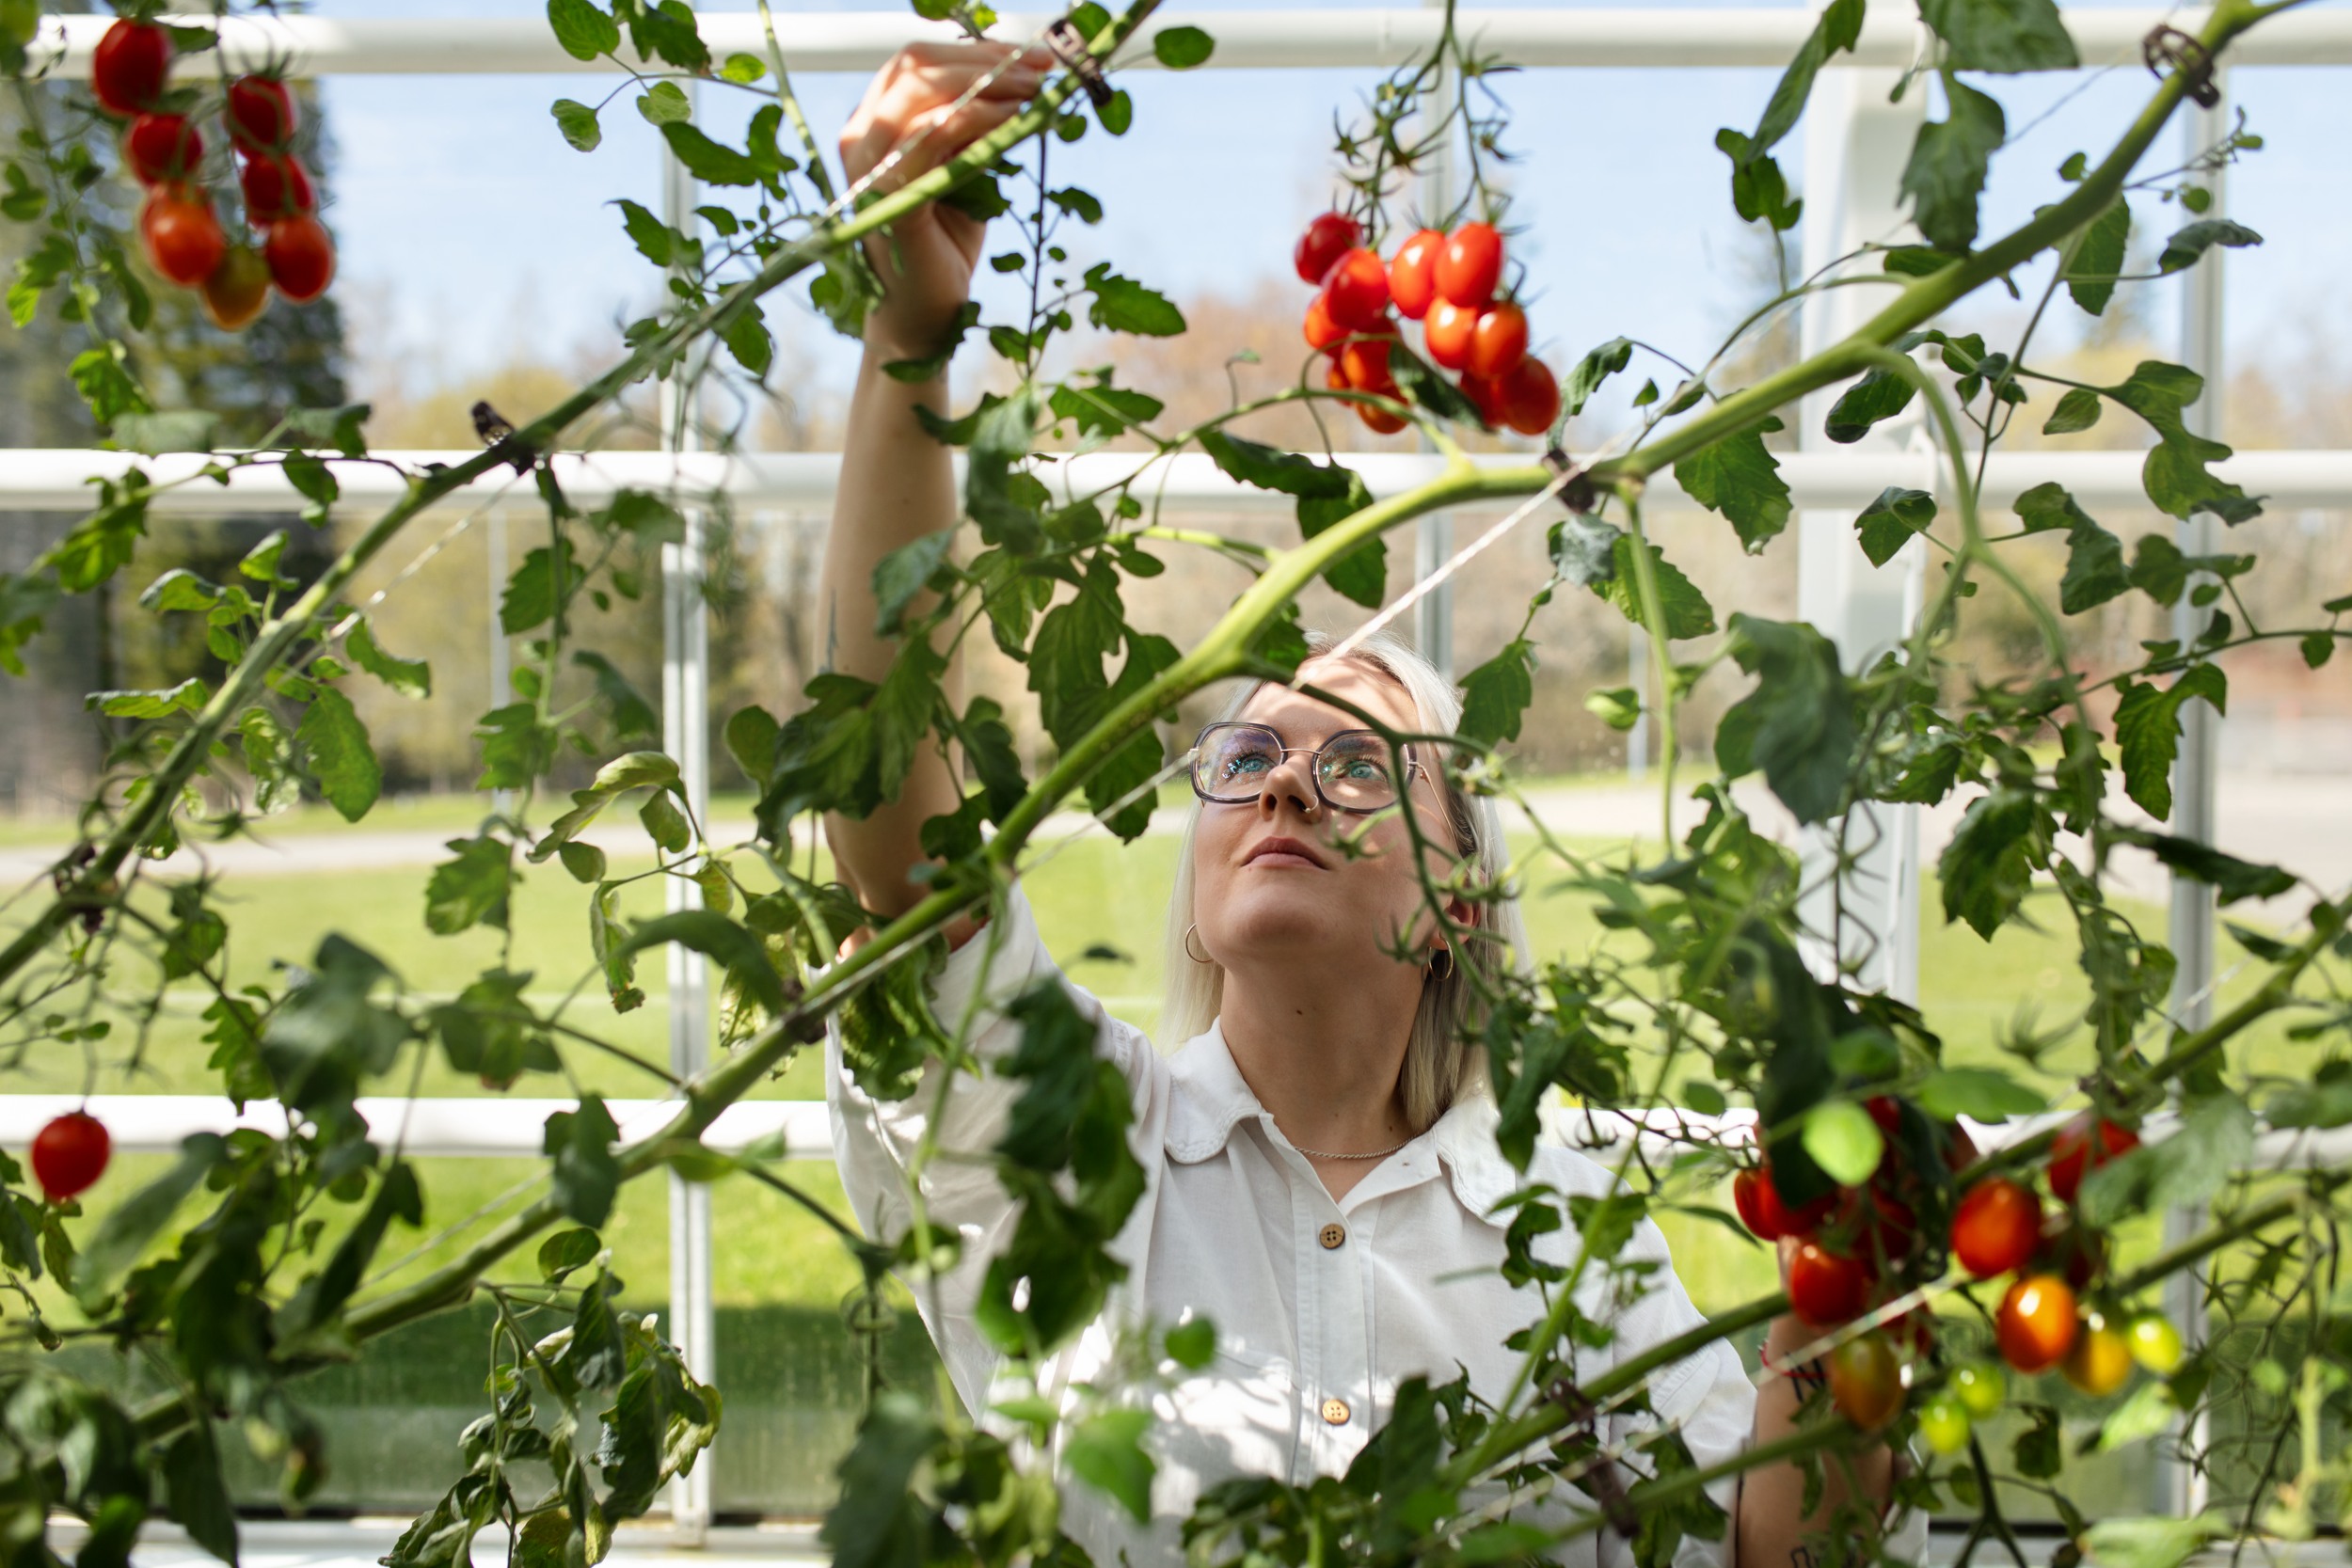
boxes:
[202,245,272,332]
[1386,227,1443,320]
[1436,221,1503,309]
[1788,1240,1872,1327]
[1423,298,1476,371]
[1338,324,1396,391]
[1952,1176,2042,1279]
[2035,1211,2108,1290]
[1733,1168,1779,1241]
[1996,1274,2079,1374]
[1355,400,1408,436]
[123,113,202,185]
[1294,211,1360,285]
[1466,301,1529,380]
[1322,247,1391,331]
[141,189,228,287]
[1828,1333,1904,1430]
[1498,356,1561,436]
[31,1111,110,1201]
[226,75,299,153]
[1945,1120,1981,1172]
[2048,1115,2139,1205]
[1303,291,1344,355]
[1458,372,1504,429]
[92,20,170,117]
[238,150,316,220]
[264,214,335,303]
[1754,1163,1836,1239]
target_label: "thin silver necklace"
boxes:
[1292,1134,1412,1161]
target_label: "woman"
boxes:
[821,42,1907,1568]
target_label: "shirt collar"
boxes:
[1162,1023,1523,1226]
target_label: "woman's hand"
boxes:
[839,41,1047,360]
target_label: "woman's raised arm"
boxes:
[822,42,1042,917]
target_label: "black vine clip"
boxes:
[1542,445,1598,515]
[471,400,537,477]
[1045,16,1114,110]
[2144,25,2222,110]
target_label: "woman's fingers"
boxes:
[841,42,1047,183]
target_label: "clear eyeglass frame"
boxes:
[1187,721,1422,816]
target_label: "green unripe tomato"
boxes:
[1952,1360,2006,1420]
[1916,1393,1972,1456]
[2127,1312,2185,1375]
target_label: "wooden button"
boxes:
[1318,1222,1346,1250]
[1320,1397,1351,1425]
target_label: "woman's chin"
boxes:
[1200,888,1410,972]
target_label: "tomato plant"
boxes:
[0,3,2341,1567]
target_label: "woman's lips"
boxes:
[1243,836,1327,870]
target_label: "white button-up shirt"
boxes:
[828,887,1760,1567]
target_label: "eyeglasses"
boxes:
[1188,721,1421,815]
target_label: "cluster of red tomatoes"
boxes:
[93,19,335,330]
[29,1110,109,1203]
[1735,1104,2185,1443]
[1293,212,1562,438]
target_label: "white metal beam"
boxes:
[28,8,2352,78]
[7,446,2349,515]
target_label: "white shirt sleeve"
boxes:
[823,884,1155,1414]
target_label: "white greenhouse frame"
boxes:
[4,5,2349,1551]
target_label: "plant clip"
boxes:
[1542,445,1598,515]
[471,400,538,476]
[1045,17,1114,111]
[2142,25,2221,110]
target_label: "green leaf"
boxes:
[75,1133,227,1308]
[296,688,382,822]
[1938,787,2045,938]
[277,1161,423,1341]
[2057,508,2128,614]
[2156,218,2261,275]
[1151,24,1214,68]
[719,51,766,83]
[138,568,220,614]
[1083,262,1185,336]
[281,404,372,457]
[2103,361,2261,524]
[112,410,218,455]
[2062,196,2131,316]
[1674,418,1788,551]
[89,677,208,719]
[615,911,784,1016]
[613,198,673,267]
[638,790,691,854]
[2112,663,2226,819]
[2301,632,2334,670]
[872,530,957,636]
[545,1096,623,1227]
[1585,687,1642,732]
[1457,640,1534,749]
[2098,1383,2182,1452]
[546,0,621,59]
[1854,487,1935,566]
[425,836,516,935]
[551,98,601,151]
[1592,534,1716,640]
[1295,466,1384,609]
[723,705,779,783]
[572,650,659,741]
[661,120,760,186]
[1915,1067,2045,1121]
[348,619,430,699]
[1563,337,1633,417]
[1389,340,1481,425]
[163,1427,239,1565]
[1066,1407,1155,1521]
[820,1394,943,1568]
[1715,0,1863,182]
[2106,828,2294,906]
[476,704,559,792]
[2042,386,2104,435]
[2077,1095,2254,1228]
[1165,1318,1215,1370]
[1716,615,1853,824]
[1823,369,1915,444]
[1802,1101,1883,1186]
[501,539,580,634]
[636,80,691,125]
[1919,0,2077,71]
[2081,1515,2228,1568]
[558,842,606,883]
[1901,75,2006,252]
[538,1227,602,1283]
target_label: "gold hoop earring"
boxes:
[1184,924,1212,965]
[1426,946,1454,984]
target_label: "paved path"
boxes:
[1,772,2341,921]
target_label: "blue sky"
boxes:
[310,1,2352,426]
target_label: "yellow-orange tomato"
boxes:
[1996,1275,2079,1374]
[2062,1313,2133,1396]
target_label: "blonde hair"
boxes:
[1156,631,1529,1132]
